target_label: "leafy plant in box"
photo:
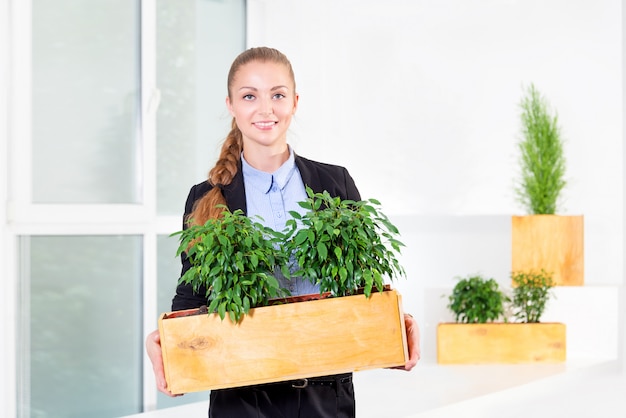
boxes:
[173,207,290,323]
[283,187,405,297]
[511,269,555,323]
[447,274,508,323]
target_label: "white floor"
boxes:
[357,359,626,418]
[126,358,626,418]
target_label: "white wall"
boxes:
[248,0,622,282]
[247,0,623,280]
[247,0,624,360]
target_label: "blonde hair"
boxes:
[187,47,296,226]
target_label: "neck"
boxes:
[242,144,290,173]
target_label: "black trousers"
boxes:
[208,373,355,418]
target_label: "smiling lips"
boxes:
[253,121,277,129]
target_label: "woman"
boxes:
[146,46,420,417]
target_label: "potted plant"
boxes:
[174,206,290,322]
[437,272,566,364]
[512,83,584,286]
[158,189,409,394]
[445,274,508,324]
[511,269,555,323]
[284,187,406,297]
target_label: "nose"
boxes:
[259,97,273,115]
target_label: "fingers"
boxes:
[403,313,421,371]
[145,330,182,397]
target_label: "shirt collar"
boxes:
[241,147,298,194]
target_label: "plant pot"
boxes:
[512,215,584,286]
[437,322,566,364]
[159,289,408,394]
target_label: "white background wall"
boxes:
[246,0,624,361]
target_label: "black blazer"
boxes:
[171,153,361,311]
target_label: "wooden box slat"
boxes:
[512,215,584,286]
[159,289,408,394]
[437,323,566,364]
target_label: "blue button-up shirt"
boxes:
[241,148,319,296]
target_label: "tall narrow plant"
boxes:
[516,84,566,214]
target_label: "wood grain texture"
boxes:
[159,290,408,394]
[437,323,566,364]
[512,215,584,286]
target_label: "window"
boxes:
[6,0,246,415]
[19,235,143,417]
[31,0,141,204]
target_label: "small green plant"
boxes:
[447,275,508,323]
[284,187,405,297]
[511,269,555,323]
[516,83,566,215]
[173,207,290,323]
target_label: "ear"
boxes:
[292,93,299,115]
[226,96,235,117]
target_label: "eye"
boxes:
[272,93,286,100]
[243,94,255,101]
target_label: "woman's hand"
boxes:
[394,313,421,371]
[145,329,182,397]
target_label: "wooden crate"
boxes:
[512,215,584,286]
[437,323,566,364]
[159,289,408,394]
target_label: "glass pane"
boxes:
[32,0,141,204]
[18,236,143,417]
[157,234,180,315]
[156,0,246,215]
[156,234,210,408]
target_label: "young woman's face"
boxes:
[226,60,298,155]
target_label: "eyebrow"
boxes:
[238,85,290,92]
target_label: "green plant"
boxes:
[173,207,290,323]
[511,269,555,323]
[516,83,566,215]
[284,187,405,297]
[447,275,508,323]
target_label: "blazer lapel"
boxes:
[294,154,324,193]
[223,166,248,214]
